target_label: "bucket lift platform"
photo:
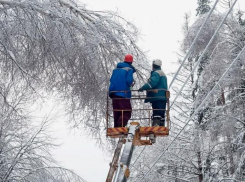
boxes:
[139,126,169,137]
[106,89,170,181]
[107,127,129,138]
[106,122,169,182]
[107,125,169,142]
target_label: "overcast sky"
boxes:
[80,0,198,75]
[50,1,245,182]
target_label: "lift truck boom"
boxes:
[106,90,170,182]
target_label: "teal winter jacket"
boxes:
[141,68,168,103]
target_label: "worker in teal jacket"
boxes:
[138,59,168,126]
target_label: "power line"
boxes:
[129,146,147,170]
[136,32,244,182]
[131,0,239,180]
[127,0,220,173]
[170,0,238,109]
[169,0,220,89]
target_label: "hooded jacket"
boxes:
[141,68,168,103]
[109,62,136,98]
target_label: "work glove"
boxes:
[138,87,144,92]
[131,80,135,87]
[131,66,136,73]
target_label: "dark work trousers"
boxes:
[112,95,132,127]
[151,100,167,119]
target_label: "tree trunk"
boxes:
[197,151,203,182]
[227,135,235,174]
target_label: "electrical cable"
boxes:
[169,0,220,89]
[136,35,244,182]
[127,0,220,173]
[170,0,238,109]
[131,0,239,180]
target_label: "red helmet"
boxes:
[124,54,133,63]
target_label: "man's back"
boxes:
[108,54,135,127]
[109,62,134,98]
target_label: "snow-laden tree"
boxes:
[196,0,211,16]
[129,4,245,182]
[0,74,87,181]
[0,0,149,180]
[172,3,245,182]
[0,0,149,145]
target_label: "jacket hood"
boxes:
[117,62,136,72]
[152,67,161,72]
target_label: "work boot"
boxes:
[152,116,162,126]
[149,133,156,143]
[160,119,165,127]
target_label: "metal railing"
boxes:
[106,89,170,131]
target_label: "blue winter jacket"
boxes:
[109,62,136,98]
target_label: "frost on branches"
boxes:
[172,9,245,182]
[0,75,88,181]
[0,0,148,180]
[129,6,245,182]
[0,0,148,142]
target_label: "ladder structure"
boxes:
[106,122,169,182]
[106,90,170,182]
[106,135,126,182]
[113,123,138,182]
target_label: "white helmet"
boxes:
[153,59,162,67]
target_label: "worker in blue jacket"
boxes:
[109,54,136,127]
[138,59,168,126]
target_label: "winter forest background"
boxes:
[0,0,245,181]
